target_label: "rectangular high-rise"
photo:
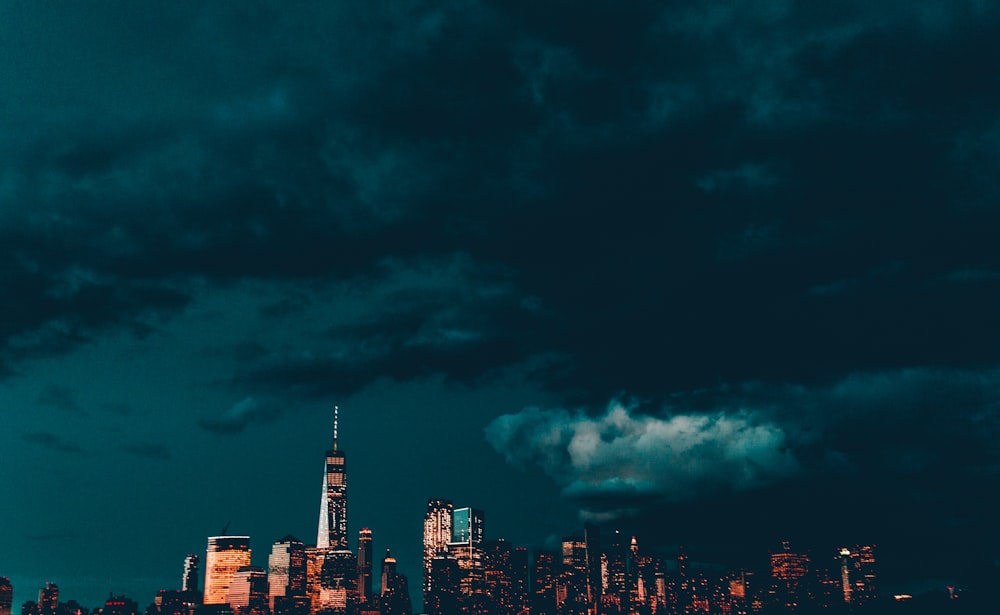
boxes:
[204,536,252,605]
[423,498,453,610]
[269,536,307,610]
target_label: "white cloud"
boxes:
[486,400,801,505]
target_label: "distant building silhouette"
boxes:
[531,551,557,615]
[102,595,138,615]
[37,584,58,615]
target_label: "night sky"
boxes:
[3,0,1000,608]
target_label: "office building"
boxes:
[839,545,877,605]
[380,550,412,615]
[317,550,358,614]
[560,537,589,615]
[269,536,307,611]
[204,536,252,605]
[770,541,810,609]
[423,499,453,610]
[358,528,373,605]
[317,407,348,550]
[227,567,268,615]
[426,554,459,615]
[448,507,486,608]
[531,551,557,615]
[182,554,199,593]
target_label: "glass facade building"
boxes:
[204,536,252,605]
[317,409,348,550]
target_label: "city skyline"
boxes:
[4,1,1000,610]
[0,408,987,611]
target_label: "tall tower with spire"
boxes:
[317,406,348,550]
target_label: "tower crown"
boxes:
[333,405,339,451]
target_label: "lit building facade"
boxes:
[769,541,810,609]
[358,528,373,606]
[317,550,358,614]
[839,545,877,605]
[227,566,269,615]
[448,507,486,609]
[182,554,200,595]
[204,536,252,605]
[37,584,58,614]
[560,538,589,615]
[317,407,348,550]
[423,498,453,611]
[269,536,307,611]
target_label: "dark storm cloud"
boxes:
[487,366,1000,538]
[232,255,541,397]
[120,443,172,461]
[22,431,86,455]
[2,0,1000,404]
[198,396,281,435]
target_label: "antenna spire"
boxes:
[333,405,339,451]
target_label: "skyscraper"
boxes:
[839,545,877,605]
[531,551,557,615]
[357,528,373,605]
[380,550,412,615]
[317,407,348,550]
[448,507,486,608]
[182,554,200,594]
[423,498,453,610]
[204,536,252,605]
[561,537,589,615]
[770,540,810,609]
[269,536,307,611]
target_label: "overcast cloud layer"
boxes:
[3,0,1000,606]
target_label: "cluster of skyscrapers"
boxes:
[417,511,879,615]
[192,408,412,615]
[3,409,884,615]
